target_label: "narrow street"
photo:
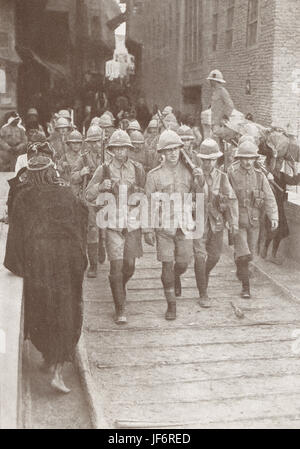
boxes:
[80,246,300,429]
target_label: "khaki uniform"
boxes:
[0,124,27,171]
[127,146,149,171]
[86,157,146,261]
[144,135,161,171]
[71,150,101,244]
[211,85,234,127]
[198,167,238,259]
[57,150,80,185]
[145,160,194,264]
[48,132,69,162]
[228,162,278,260]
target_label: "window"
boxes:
[212,0,218,52]
[226,0,235,49]
[0,68,6,94]
[184,0,202,63]
[247,0,259,47]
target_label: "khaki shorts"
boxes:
[155,229,193,264]
[106,228,143,261]
[234,226,260,260]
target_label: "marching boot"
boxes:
[195,258,211,308]
[174,274,182,297]
[87,243,98,278]
[238,259,251,299]
[109,274,127,324]
[164,288,176,321]
[98,230,106,264]
[235,259,242,281]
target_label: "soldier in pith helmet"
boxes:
[195,138,239,307]
[71,125,105,277]
[228,141,278,298]
[144,129,204,321]
[86,130,146,325]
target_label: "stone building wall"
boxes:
[137,0,184,113]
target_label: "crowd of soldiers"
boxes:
[5,69,300,328]
[4,68,300,393]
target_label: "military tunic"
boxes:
[86,157,146,261]
[145,160,195,263]
[58,150,81,185]
[196,167,239,262]
[228,162,278,259]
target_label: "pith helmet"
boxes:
[127,120,141,131]
[238,135,256,146]
[164,112,178,124]
[177,125,195,141]
[27,108,38,116]
[130,130,145,144]
[103,110,115,121]
[85,125,103,142]
[67,130,83,143]
[235,141,260,158]
[99,114,114,128]
[90,117,101,127]
[207,69,226,84]
[197,138,223,159]
[107,129,134,149]
[163,106,173,116]
[157,129,183,152]
[55,117,72,129]
[58,109,72,120]
[148,119,159,129]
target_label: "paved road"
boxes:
[82,246,300,429]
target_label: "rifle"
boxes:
[81,147,89,197]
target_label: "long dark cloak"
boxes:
[4,184,88,365]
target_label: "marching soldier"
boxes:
[127,120,142,140]
[177,125,196,161]
[99,113,115,142]
[86,130,146,325]
[57,130,83,185]
[144,130,199,321]
[127,130,149,170]
[195,139,239,307]
[228,141,278,298]
[71,125,105,276]
[48,117,72,162]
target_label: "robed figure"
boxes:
[4,156,88,393]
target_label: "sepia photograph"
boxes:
[0,0,300,435]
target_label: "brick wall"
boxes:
[184,0,276,127]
